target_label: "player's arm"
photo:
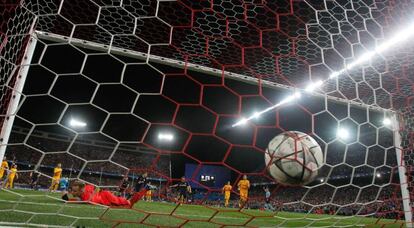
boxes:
[62,194,84,203]
[187,185,192,194]
[169,184,178,188]
[16,172,18,179]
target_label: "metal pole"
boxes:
[69,164,73,179]
[393,115,413,227]
[99,167,103,186]
[0,35,37,161]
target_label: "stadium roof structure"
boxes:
[11,0,413,112]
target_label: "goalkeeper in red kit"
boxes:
[62,180,141,208]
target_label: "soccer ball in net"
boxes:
[265,131,324,186]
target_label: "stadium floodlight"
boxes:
[235,118,248,127]
[376,173,382,178]
[294,91,301,98]
[329,69,346,79]
[347,51,376,70]
[253,112,261,119]
[320,178,324,183]
[337,128,350,140]
[279,92,301,105]
[158,133,174,141]
[69,118,87,128]
[305,80,323,92]
[383,118,392,126]
[375,22,414,54]
[232,92,301,127]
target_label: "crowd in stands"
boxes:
[4,133,170,188]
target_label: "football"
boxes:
[265,131,323,186]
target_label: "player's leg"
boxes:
[129,189,147,207]
[49,179,55,191]
[238,192,243,208]
[99,190,130,206]
[53,179,59,191]
[3,179,8,188]
[178,193,184,204]
[177,194,182,204]
[7,178,13,188]
[3,176,10,188]
[183,192,188,204]
[2,173,9,188]
[147,191,152,202]
[239,191,247,208]
[269,203,275,211]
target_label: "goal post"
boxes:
[393,114,413,227]
[0,36,37,162]
[0,4,38,162]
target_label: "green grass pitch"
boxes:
[0,189,405,227]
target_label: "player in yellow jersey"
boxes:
[4,164,18,189]
[145,189,152,202]
[222,181,232,207]
[50,163,62,192]
[0,157,9,183]
[237,175,250,208]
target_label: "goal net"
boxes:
[1,0,414,227]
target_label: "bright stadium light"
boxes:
[253,112,261,119]
[293,91,301,99]
[69,118,87,128]
[376,173,382,178]
[383,118,392,126]
[232,92,301,127]
[347,51,376,69]
[329,69,346,79]
[234,118,248,127]
[320,178,324,183]
[337,128,350,140]
[375,22,414,54]
[158,133,174,141]
[305,80,323,92]
[230,21,414,128]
